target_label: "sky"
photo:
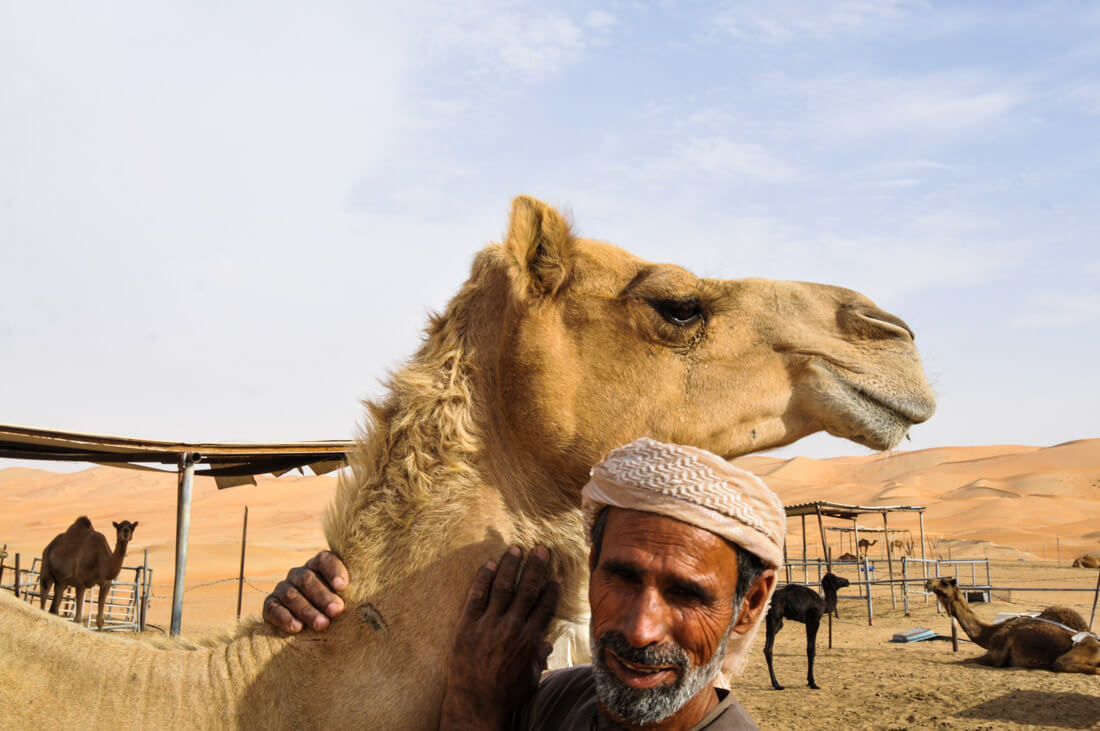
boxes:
[2,0,1099,471]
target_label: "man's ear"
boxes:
[504,195,575,297]
[733,568,777,635]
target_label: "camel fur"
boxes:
[0,196,937,728]
[39,516,137,630]
[1071,554,1100,568]
[925,577,1100,674]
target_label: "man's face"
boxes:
[588,508,748,725]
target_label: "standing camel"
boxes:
[0,196,936,727]
[858,538,877,558]
[39,517,138,630]
[925,577,1099,673]
[763,573,850,690]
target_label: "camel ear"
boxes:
[503,195,575,297]
[132,521,139,529]
[112,521,119,529]
[946,577,956,586]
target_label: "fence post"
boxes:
[236,506,249,621]
[13,552,20,599]
[140,548,149,632]
[864,555,873,626]
[903,558,910,616]
[1089,569,1100,632]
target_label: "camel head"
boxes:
[821,572,850,595]
[460,196,936,492]
[925,576,959,606]
[111,520,138,543]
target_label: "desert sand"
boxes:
[2,439,1099,728]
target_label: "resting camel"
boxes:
[39,517,138,630]
[764,572,850,690]
[0,196,937,727]
[1071,554,1100,568]
[925,577,1100,674]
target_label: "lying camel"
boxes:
[0,196,937,727]
[39,517,138,630]
[925,577,1100,674]
[1071,554,1100,568]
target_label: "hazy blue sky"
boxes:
[2,1,1098,468]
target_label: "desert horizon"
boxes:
[2,437,1098,634]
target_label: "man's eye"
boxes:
[653,300,703,326]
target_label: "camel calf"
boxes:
[40,517,138,630]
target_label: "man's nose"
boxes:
[618,587,669,647]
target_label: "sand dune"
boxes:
[2,439,1099,634]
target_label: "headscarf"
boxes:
[581,437,786,679]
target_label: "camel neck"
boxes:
[109,538,128,578]
[943,594,991,647]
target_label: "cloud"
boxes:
[676,137,799,182]
[714,0,912,44]
[585,10,617,29]
[800,72,1028,141]
[1012,291,1100,329]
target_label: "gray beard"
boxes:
[590,611,737,726]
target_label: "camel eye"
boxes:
[653,300,703,326]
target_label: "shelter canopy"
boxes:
[0,423,352,489]
[784,500,924,520]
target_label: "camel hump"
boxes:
[71,516,93,530]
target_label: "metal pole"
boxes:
[882,511,896,609]
[140,548,149,632]
[236,506,249,621]
[919,511,927,603]
[782,530,791,585]
[1090,569,1100,632]
[864,554,873,626]
[951,616,958,652]
[170,452,196,637]
[816,505,831,574]
[853,518,863,598]
[801,516,808,583]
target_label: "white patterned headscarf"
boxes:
[581,437,786,679]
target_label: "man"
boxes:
[264,438,784,729]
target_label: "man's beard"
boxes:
[590,611,737,726]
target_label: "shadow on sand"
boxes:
[956,689,1100,729]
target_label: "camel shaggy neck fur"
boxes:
[1,197,937,727]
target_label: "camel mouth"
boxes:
[808,362,935,451]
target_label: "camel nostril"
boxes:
[839,306,914,341]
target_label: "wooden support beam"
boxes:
[237,506,249,621]
[801,515,808,583]
[883,511,896,609]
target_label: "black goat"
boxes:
[763,572,849,690]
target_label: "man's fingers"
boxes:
[306,550,349,593]
[274,580,330,631]
[288,566,344,619]
[510,545,551,619]
[262,595,303,634]
[538,641,554,671]
[487,546,523,614]
[528,575,563,636]
[461,559,498,623]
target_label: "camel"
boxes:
[836,552,859,561]
[39,517,138,630]
[764,573,850,690]
[1071,554,1100,568]
[858,538,877,558]
[890,538,913,557]
[925,577,1100,674]
[0,196,936,727]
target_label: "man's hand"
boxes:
[439,545,562,731]
[262,550,349,633]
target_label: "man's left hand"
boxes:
[439,545,562,730]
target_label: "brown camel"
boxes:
[890,538,913,557]
[39,517,138,630]
[925,577,1099,674]
[0,196,936,727]
[836,552,859,561]
[1071,554,1100,568]
[858,538,877,558]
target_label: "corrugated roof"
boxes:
[784,500,924,520]
[0,423,352,489]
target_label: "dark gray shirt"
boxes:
[513,665,759,730]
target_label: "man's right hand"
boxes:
[262,549,349,633]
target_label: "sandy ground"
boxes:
[2,440,1099,728]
